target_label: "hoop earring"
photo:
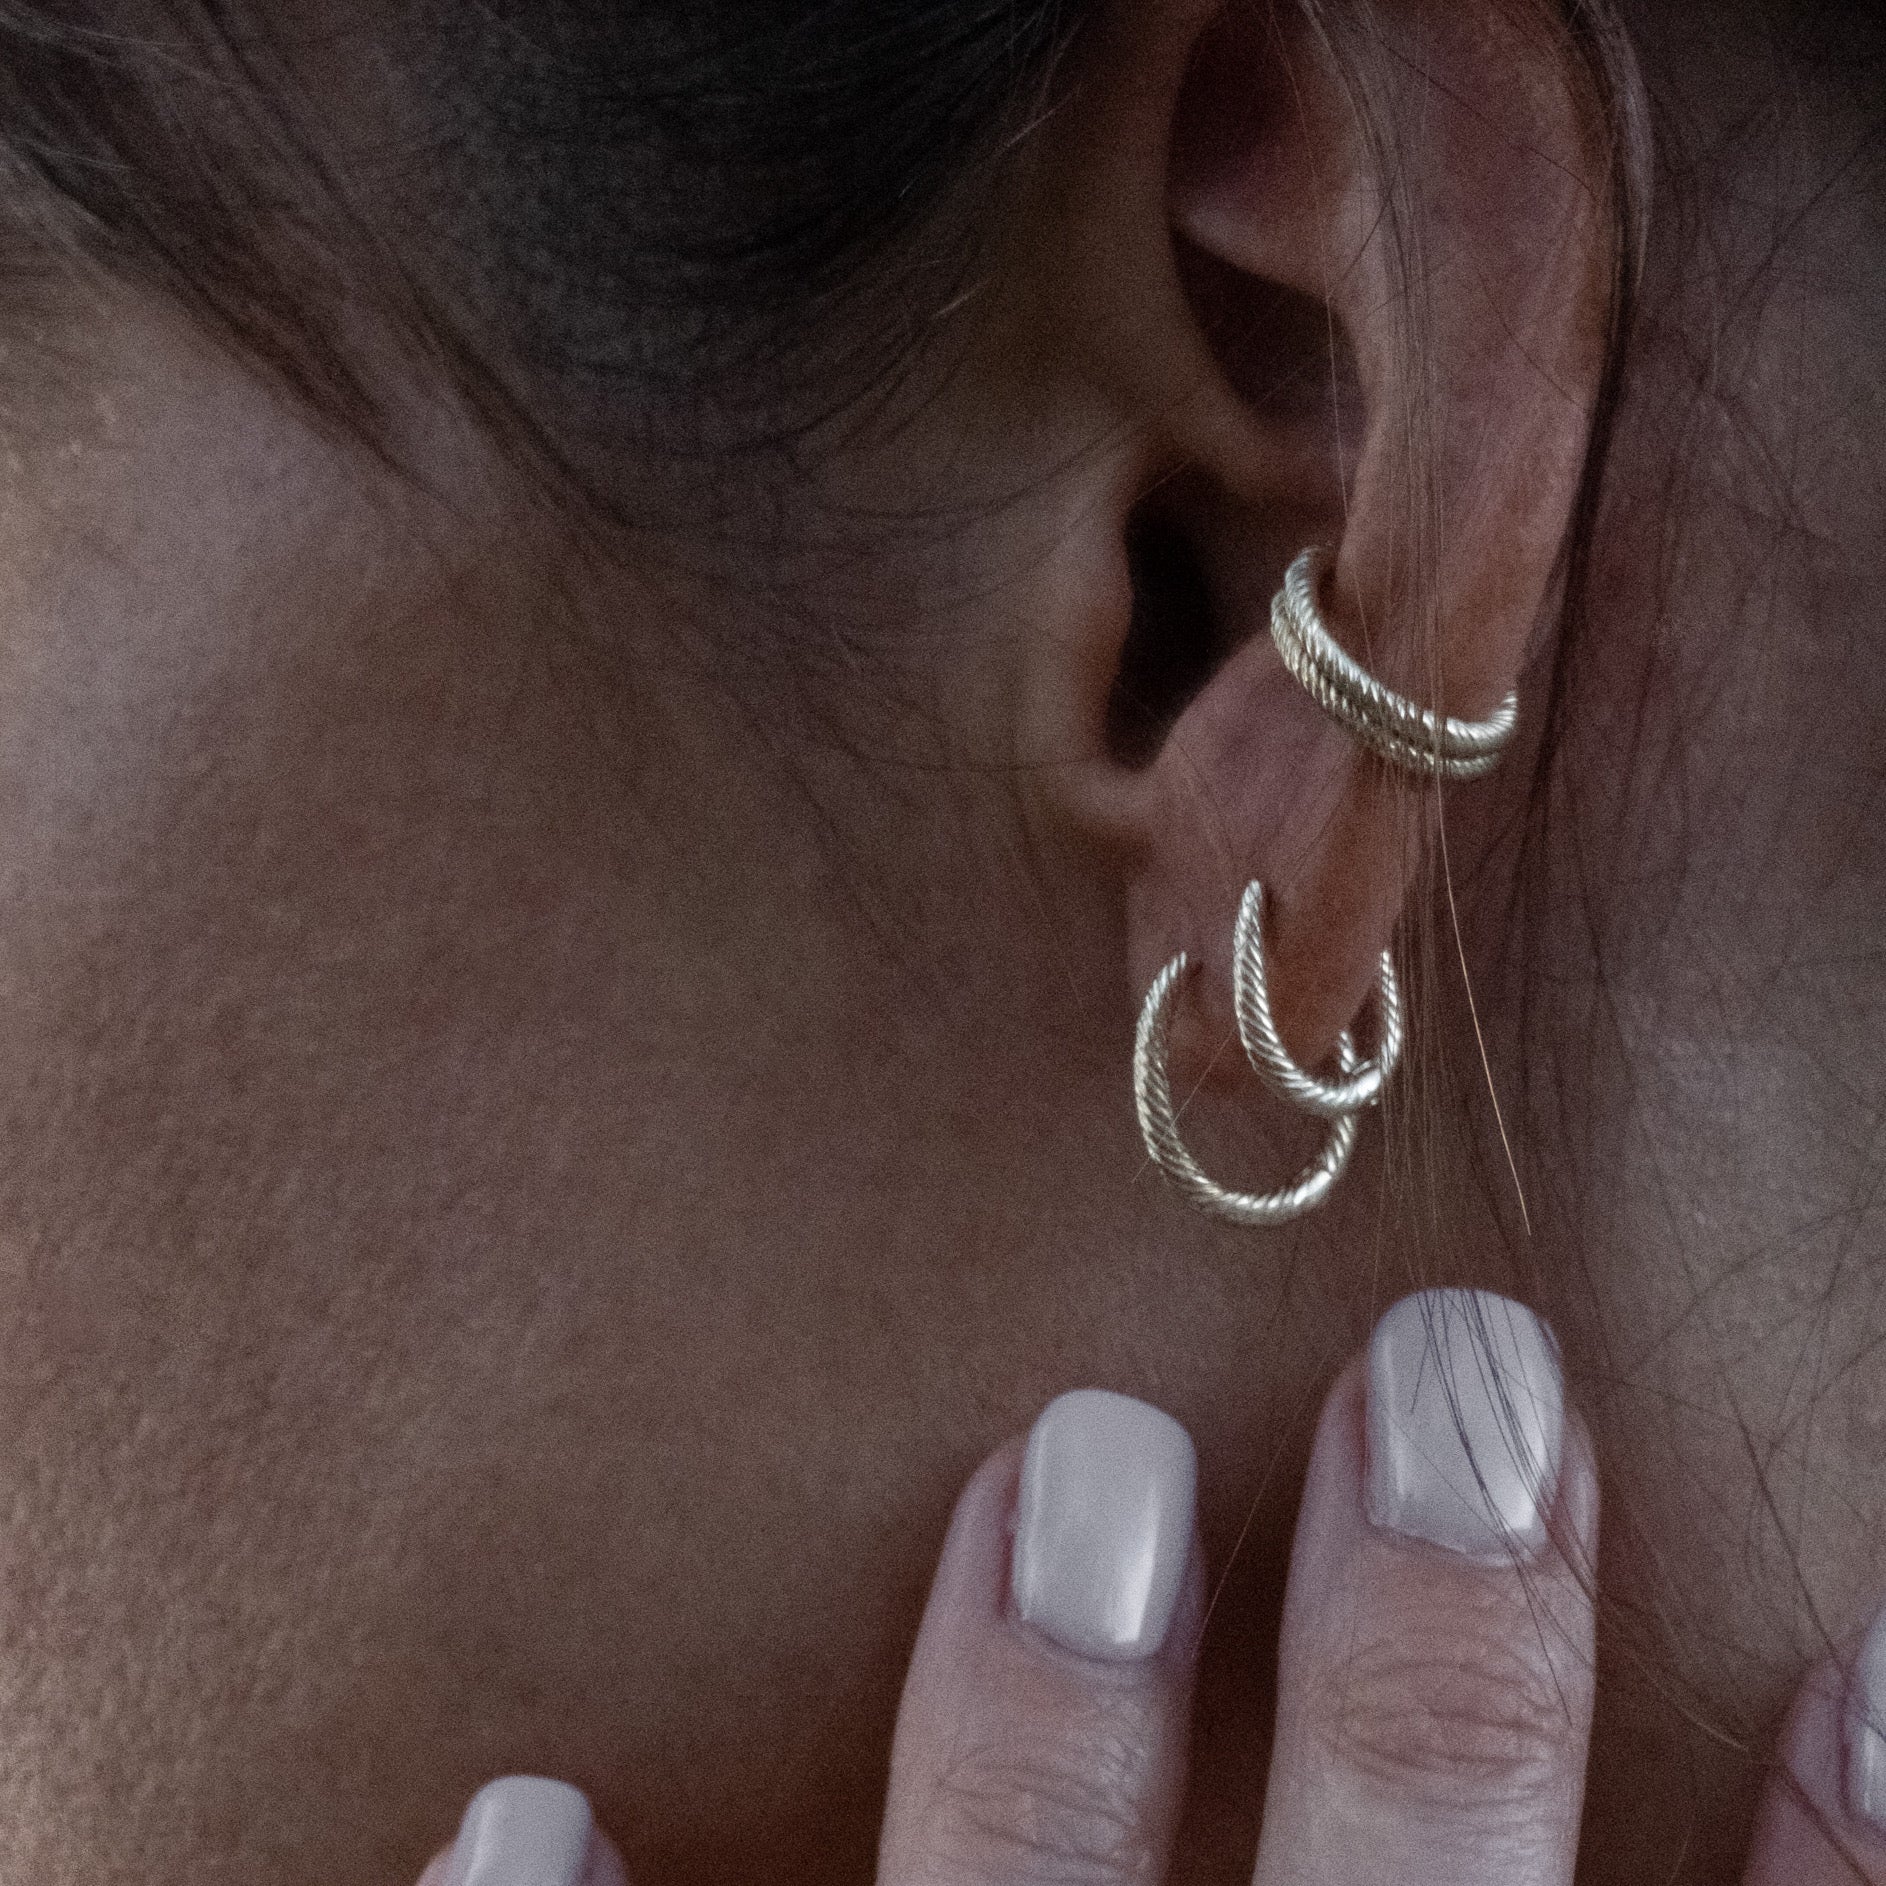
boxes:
[1270,547,1518,781]
[1134,953,1363,1226]
[1233,881,1402,1118]
[1133,881,1401,1225]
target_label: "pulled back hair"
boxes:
[0,0,1093,518]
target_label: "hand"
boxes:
[415,1288,1885,1885]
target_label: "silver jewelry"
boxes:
[1133,879,1401,1225]
[1135,953,1362,1225]
[1233,880,1402,1117]
[1270,547,1518,781]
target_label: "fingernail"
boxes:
[1365,1288,1565,1561]
[449,1776,592,1886]
[1846,1606,1886,1829]
[1011,1387,1196,1662]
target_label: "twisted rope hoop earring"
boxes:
[1134,953,1364,1226]
[1133,880,1402,1225]
[1270,547,1518,781]
[1233,880,1402,1117]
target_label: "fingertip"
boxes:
[415,1835,631,1886]
[1294,1293,1599,1580]
[418,1776,629,1886]
[910,1434,1026,1646]
[1745,1629,1886,1884]
[1011,1388,1198,1664]
[1253,1296,1598,1886]
[879,1393,1203,1884]
[956,1431,1029,1557]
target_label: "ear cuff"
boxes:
[1270,546,1518,782]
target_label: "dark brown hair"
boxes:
[0,1,1092,524]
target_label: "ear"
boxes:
[1020,0,1622,1086]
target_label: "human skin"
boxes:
[403,1335,1880,1886]
[0,1,1877,1883]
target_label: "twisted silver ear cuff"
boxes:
[1270,546,1518,781]
[1134,881,1402,1225]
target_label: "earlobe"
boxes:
[1024,0,1621,1100]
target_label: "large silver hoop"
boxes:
[1133,953,1362,1226]
[1270,547,1518,781]
[1234,880,1402,1119]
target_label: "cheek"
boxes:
[0,678,858,1880]
[0,348,778,1878]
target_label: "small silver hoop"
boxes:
[1270,547,1518,781]
[1133,953,1362,1226]
[1233,881,1402,1119]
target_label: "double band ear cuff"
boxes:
[1270,547,1518,781]
[1133,881,1403,1225]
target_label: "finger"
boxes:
[1742,1607,1886,1883]
[415,1776,632,1886]
[1253,1288,1599,1886]
[876,1389,1203,1886]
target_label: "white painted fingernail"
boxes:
[449,1776,592,1886]
[1365,1289,1564,1562]
[1011,1388,1196,1662]
[1846,1606,1886,1829]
